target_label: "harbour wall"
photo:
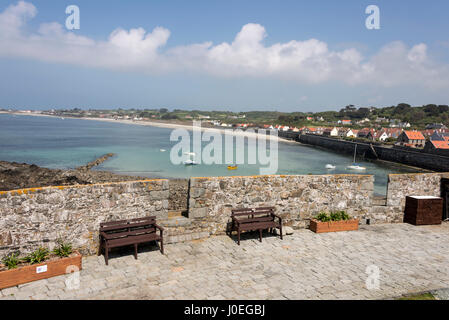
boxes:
[296,134,449,172]
[0,172,447,256]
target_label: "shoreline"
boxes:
[3,111,296,144]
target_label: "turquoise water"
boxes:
[0,114,418,195]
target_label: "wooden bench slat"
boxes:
[107,233,161,248]
[100,216,156,227]
[234,216,274,224]
[100,220,156,232]
[238,221,278,231]
[101,227,156,240]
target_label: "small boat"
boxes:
[183,152,198,165]
[160,149,166,152]
[183,159,198,165]
[227,165,238,170]
[325,164,336,170]
[347,164,366,171]
[346,144,366,170]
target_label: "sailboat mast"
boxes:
[353,144,357,163]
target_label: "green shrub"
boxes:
[53,239,72,258]
[340,211,351,220]
[315,212,331,222]
[2,252,20,270]
[316,211,352,222]
[23,247,49,265]
[330,211,342,221]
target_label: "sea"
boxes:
[0,114,419,195]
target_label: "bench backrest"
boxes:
[232,207,274,216]
[231,207,275,224]
[100,216,157,233]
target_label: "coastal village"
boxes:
[4,105,449,155]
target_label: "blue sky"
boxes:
[0,0,449,112]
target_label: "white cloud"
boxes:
[1,1,449,89]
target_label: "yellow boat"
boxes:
[227,165,238,170]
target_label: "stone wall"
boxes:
[386,172,449,208]
[168,179,189,211]
[188,174,374,232]
[0,172,447,258]
[0,179,169,256]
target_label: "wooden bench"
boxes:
[229,207,283,245]
[99,216,164,265]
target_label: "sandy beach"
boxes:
[5,112,296,144]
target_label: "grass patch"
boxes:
[397,293,436,300]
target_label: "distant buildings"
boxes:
[424,140,449,151]
[430,131,449,141]
[338,119,352,125]
[389,119,411,128]
[426,123,448,130]
[323,127,339,137]
[357,128,375,139]
[338,128,355,138]
[397,131,426,148]
[373,130,389,142]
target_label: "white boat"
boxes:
[325,164,336,170]
[160,149,166,152]
[183,152,198,165]
[346,144,366,170]
[183,159,198,165]
[347,164,366,171]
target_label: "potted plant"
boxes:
[309,211,359,233]
[0,239,82,290]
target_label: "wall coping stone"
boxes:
[0,178,168,195]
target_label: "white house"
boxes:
[323,127,339,137]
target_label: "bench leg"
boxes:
[160,239,164,255]
[279,225,283,240]
[259,229,262,242]
[134,243,138,260]
[98,240,102,256]
[105,246,109,265]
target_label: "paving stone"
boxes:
[2,223,449,300]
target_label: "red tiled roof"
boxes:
[403,130,425,140]
[431,140,449,149]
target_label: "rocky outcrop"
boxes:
[0,160,147,191]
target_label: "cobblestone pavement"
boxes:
[2,222,449,300]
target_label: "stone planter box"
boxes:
[309,219,359,233]
[0,252,82,290]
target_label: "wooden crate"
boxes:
[404,196,443,226]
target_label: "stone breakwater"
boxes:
[0,172,447,257]
[297,134,449,172]
[76,153,115,171]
